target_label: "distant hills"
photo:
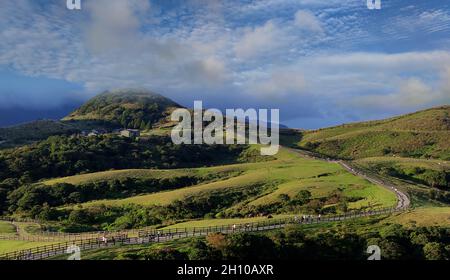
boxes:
[1,89,449,161]
[0,89,183,148]
[298,106,450,160]
[0,104,82,128]
[0,120,77,148]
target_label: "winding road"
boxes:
[338,161,410,209]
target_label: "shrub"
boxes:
[420,170,448,189]
[423,242,447,260]
[143,248,188,260]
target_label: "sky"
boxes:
[0,0,450,128]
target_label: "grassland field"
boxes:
[41,166,241,186]
[355,157,450,172]
[385,207,450,227]
[161,214,297,230]
[0,240,58,254]
[0,221,15,234]
[54,147,396,210]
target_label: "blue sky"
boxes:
[0,0,449,128]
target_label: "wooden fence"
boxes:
[0,218,157,242]
[0,206,405,260]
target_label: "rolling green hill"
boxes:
[47,148,396,231]
[298,105,450,160]
[63,89,182,129]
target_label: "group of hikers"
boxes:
[99,234,127,245]
[98,214,325,246]
[294,214,321,224]
[229,214,323,232]
[99,236,115,245]
[231,223,253,231]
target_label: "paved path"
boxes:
[338,161,410,209]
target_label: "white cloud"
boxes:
[84,0,151,53]
[234,20,289,59]
[222,51,450,120]
[294,10,323,33]
[242,68,307,99]
[353,78,436,111]
[299,51,450,114]
[310,51,450,72]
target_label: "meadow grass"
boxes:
[385,207,450,227]
[79,169,268,207]
[42,169,193,185]
[0,240,57,254]
[161,214,296,229]
[66,147,397,210]
[0,221,15,234]
[42,164,253,186]
[355,157,450,171]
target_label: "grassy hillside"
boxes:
[385,207,450,227]
[58,148,396,226]
[63,89,182,129]
[0,221,15,234]
[0,147,397,233]
[77,169,270,207]
[298,106,450,160]
[0,240,56,254]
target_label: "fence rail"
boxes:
[0,206,406,260]
[0,218,159,242]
